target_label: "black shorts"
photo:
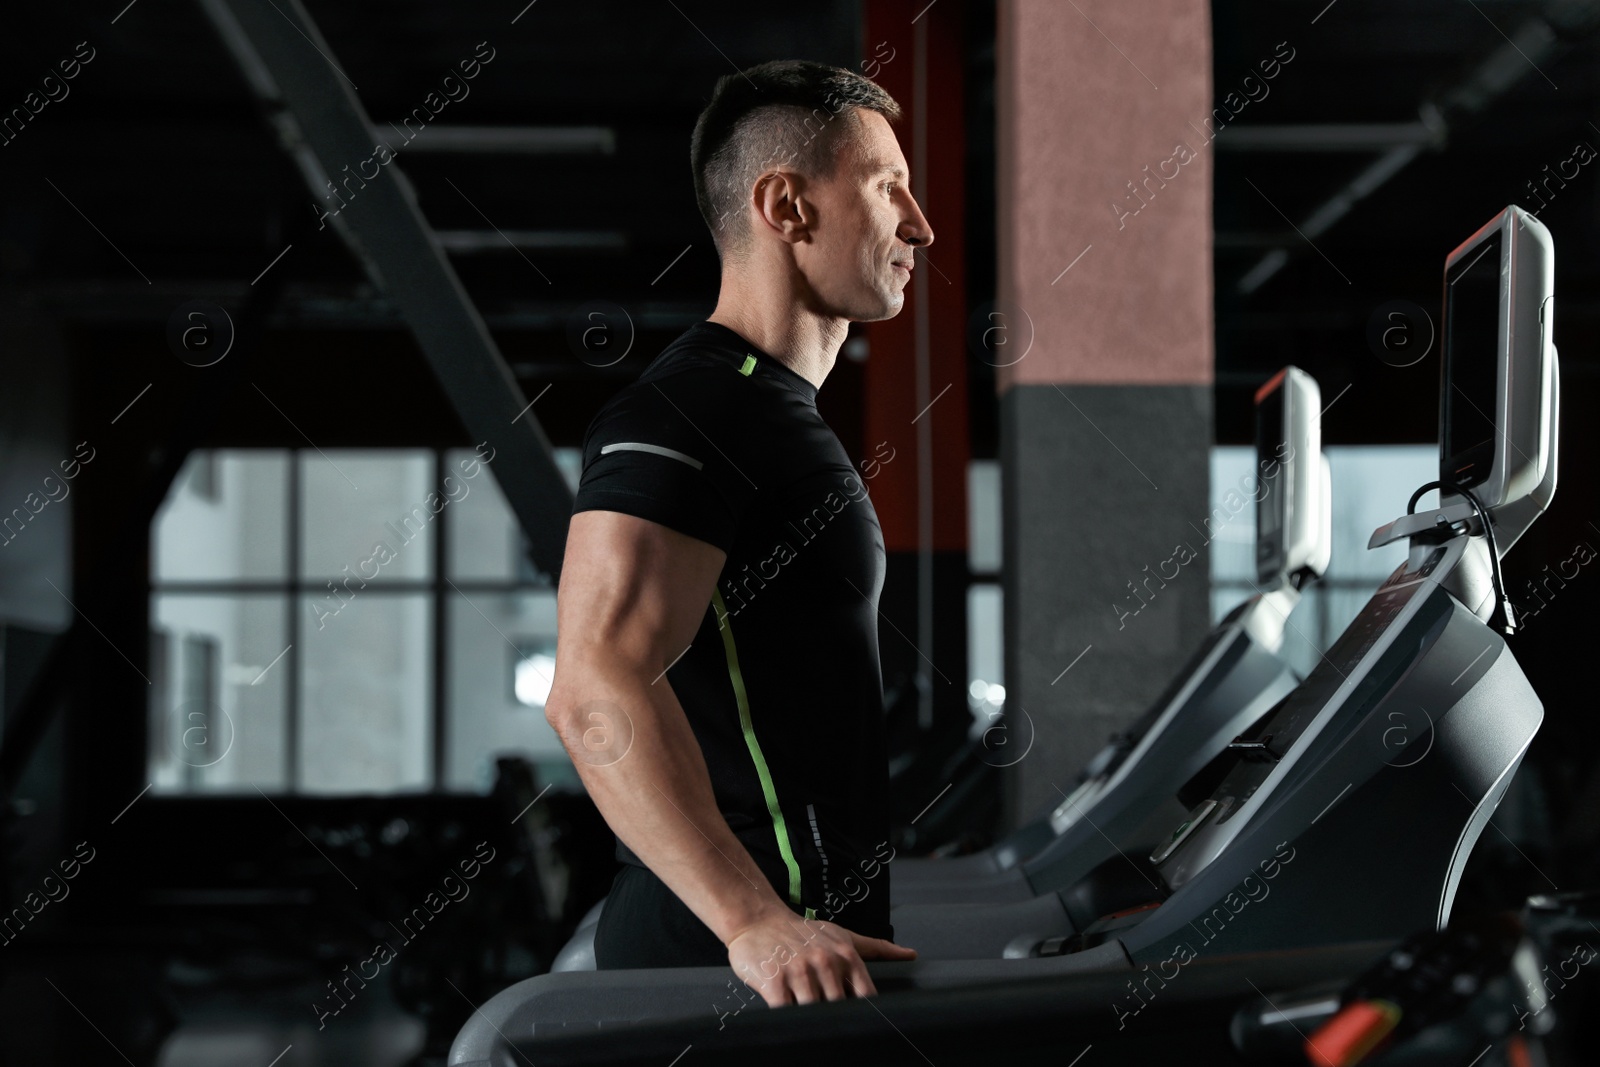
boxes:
[592,863,806,969]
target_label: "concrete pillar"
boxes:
[996,0,1215,824]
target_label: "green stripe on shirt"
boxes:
[711,588,803,906]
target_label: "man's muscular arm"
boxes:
[545,509,914,1006]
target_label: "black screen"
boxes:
[1255,381,1284,580]
[1442,231,1502,488]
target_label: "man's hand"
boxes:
[725,907,917,1007]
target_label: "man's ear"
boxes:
[752,170,809,244]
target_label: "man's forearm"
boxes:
[547,657,790,945]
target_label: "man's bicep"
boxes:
[557,509,726,671]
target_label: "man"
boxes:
[545,58,934,1007]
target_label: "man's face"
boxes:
[794,109,934,322]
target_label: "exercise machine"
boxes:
[894,363,1330,910]
[452,204,1558,1066]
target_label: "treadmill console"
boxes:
[1441,229,1502,491]
[1254,366,1327,586]
[1437,205,1557,554]
[1151,206,1556,893]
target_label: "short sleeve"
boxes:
[571,365,759,553]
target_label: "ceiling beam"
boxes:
[434,229,628,253]
[198,0,575,581]
[371,124,616,154]
[1215,122,1443,152]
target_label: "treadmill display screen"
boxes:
[1442,231,1503,489]
[1255,382,1284,580]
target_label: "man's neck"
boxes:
[706,305,846,391]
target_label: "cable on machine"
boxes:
[1405,480,1516,636]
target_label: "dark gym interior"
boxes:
[2,1,1598,1064]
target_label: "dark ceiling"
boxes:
[3,0,1599,454]
[1211,0,1600,446]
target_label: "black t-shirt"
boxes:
[570,320,894,939]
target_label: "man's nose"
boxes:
[901,200,934,248]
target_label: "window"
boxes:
[148,447,582,795]
[1209,445,1437,678]
[967,461,1004,723]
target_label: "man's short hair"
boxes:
[691,59,902,261]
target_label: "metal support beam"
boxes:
[434,229,628,253]
[1214,122,1443,152]
[373,124,616,155]
[198,0,573,580]
[26,281,709,333]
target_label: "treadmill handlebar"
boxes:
[1367,500,1481,551]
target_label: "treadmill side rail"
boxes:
[448,940,1134,1064]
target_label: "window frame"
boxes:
[148,447,558,794]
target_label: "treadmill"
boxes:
[893,364,1330,915]
[886,369,1342,957]
[543,368,1332,972]
[452,205,1558,1065]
